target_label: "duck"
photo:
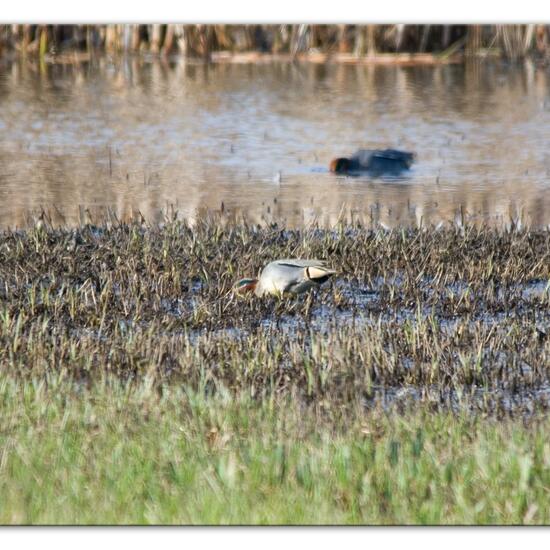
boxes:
[234,259,336,297]
[329,149,415,176]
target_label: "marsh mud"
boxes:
[1,59,550,229]
[0,221,548,416]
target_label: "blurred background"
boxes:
[1,24,550,61]
[1,24,550,229]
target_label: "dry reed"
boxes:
[1,25,549,62]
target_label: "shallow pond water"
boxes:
[1,57,550,229]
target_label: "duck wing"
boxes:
[273,260,336,286]
[272,259,329,268]
[373,149,415,167]
[352,149,415,169]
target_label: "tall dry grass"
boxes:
[1,24,549,61]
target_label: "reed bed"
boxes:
[0,218,549,523]
[1,24,549,62]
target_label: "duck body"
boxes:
[235,259,336,297]
[330,149,415,176]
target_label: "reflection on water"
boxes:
[1,56,550,229]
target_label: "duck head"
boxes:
[329,157,350,174]
[233,278,258,295]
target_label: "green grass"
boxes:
[0,375,549,525]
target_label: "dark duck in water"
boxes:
[329,149,415,176]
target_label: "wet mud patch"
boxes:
[0,219,548,416]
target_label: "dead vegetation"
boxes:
[2,25,550,62]
[0,218,548,416]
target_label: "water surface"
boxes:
[1,57,550,228]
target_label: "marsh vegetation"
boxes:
[0,218,548,523]
[2,24,550,62]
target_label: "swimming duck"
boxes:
[234,259,336,297]
[330,149,415,176]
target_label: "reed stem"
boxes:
[0,25,547,61]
